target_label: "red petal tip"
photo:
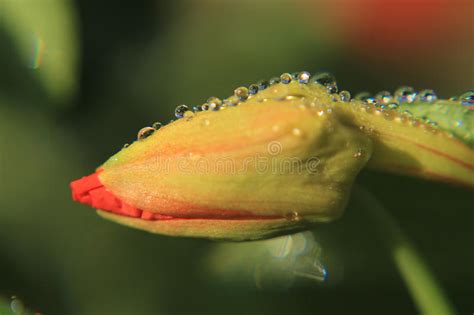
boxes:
[70,171,169,220]
[70,171,122,212]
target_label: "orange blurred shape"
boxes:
[329,0,472,56]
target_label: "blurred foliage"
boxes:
[0,0,79,106]
[0,0,472,314]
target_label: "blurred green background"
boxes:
[0,0,472,314]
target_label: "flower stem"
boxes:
[354,186,456,315]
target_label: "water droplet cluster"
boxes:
[174,71,340,120]
[122,70,472,148]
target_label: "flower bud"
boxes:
[71,86,372,240]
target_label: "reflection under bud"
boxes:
[207,231,329,290]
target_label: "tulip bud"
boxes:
[71,82,372,240]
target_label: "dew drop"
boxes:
[152,122,162,130]
[417,89,437,103]
[339,90,351,102]
[375,91,392,104]
[395,86,416,103]
[234,86,249,100]
[224,95,240,107]
[123,143,129,149]
[280,73,293,84]
[201,103,210,111]
[388,102,399,110]
[459,90,474,106]
[269,76,281,85]
[298,71,311,84]
[202,119,210,126]
[175,104,190,118]
[137,126,155,140]
[207,97,222,111]
[257,80,269,90]
[184,110,195,119]
[310,72,338,93]
[355,92,371,102]
[366,97,376,104]
[249,84,259,95]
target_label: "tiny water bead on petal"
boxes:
[257,80,269,90]
[366,96,376,104]
[224,95,240,107]
[175,104,190,118]
[375,91,392,104]
[388,102,399,110]
[355,92,371,102]
[417,89,438,103]
[298,71,311,84]
[207,97,222,111]
[234,86,249,100]
[152,122,162,130]
[459,90,474,106]
[339,90,351,102]
[280,73,293,84]
[310,72,338,94]
[395,86,416,103]
[201,103,210,111]
[249,84,259,95]
[137,126,155,140]
[183,110,195,119]
[269,77,280,85]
